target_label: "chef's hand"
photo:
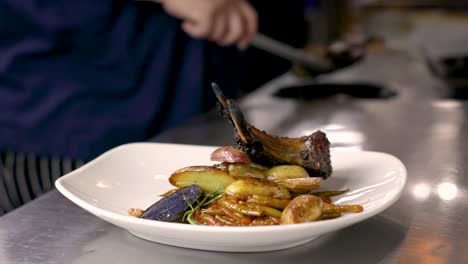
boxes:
[158,0,258,49]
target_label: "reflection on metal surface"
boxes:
[431,100,462,109]
[429,97,463,204]
[411,182,459,201]
[431,123,459,139]
[437,182,458,201]
[412,182,431,201]
[431,98,463,141]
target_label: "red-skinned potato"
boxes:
[210,146,252,164]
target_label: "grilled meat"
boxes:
[212,83,332,179]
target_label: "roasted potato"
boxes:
[280,194,323,224]
[274,177,322,193]
[228,163,265,179]
[169,166,236,193]
[210,146,252,164]
[225,178,291,199]
[265,165,309,181]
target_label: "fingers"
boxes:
[172,0,215,39]
[182,20,212,39]
[161,0,197,21]
[211,13,228,43]
[218,8,244,47]
[236,1,258,49]
[214,1,257,49]
[177,0,258,49]
[181,5,214,39]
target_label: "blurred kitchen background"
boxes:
[241,0,468,98]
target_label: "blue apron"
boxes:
[0,0,240,161]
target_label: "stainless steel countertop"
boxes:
[1,49,467,263]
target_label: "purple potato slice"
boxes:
[139,184,202,222]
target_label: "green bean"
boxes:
[246,194,291,209]
[200,205,224,216]
[218,205,244,220]
[319,212,342,220]
[196,212,217,225]
[311,189,349,198]
[214,215,240,226]
[218,197,282,218]
[249,203,283,218]
[218,198,263,216]
[323,204,363,213]
[312,189,349,196]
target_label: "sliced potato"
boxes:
[169,166,236,193]
[265,165,309,181]
[248,163,269,171]
[228,163,265,179]
[280,194,323,224]
[225,178,291,199]
[274,177,322,193]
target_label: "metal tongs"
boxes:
[251,33,367,76]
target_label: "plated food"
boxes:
[128,84,363,226]
[55,141,406,251]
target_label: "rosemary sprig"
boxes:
[182,192,223,225]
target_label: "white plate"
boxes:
[55,142,407,252]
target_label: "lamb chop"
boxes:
[212,83,333,179]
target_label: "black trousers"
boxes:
[0,152,84,216]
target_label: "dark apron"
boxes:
[0,0,241,213]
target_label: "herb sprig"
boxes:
[182,192,223,225]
